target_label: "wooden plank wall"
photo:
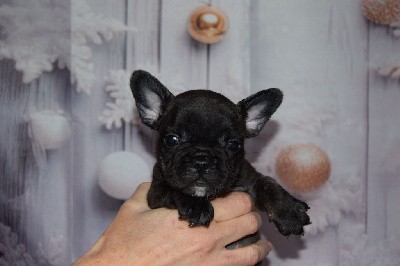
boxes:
[251,1,369,264]
[367,23,400,241]
[0,0,399,265]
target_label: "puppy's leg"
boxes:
[147,180,214,227]
[174,194,214,227]
[147,180,177,209]
[235,161,310,236]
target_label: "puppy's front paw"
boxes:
[268,196,310,236]
[177,197,214,227]
[254,178,311,236]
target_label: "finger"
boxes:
[215,212,262,246]
[125,182,151,211]
[212,192,254,222]
[222,239,272,266]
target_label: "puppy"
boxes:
[130,70,310,247]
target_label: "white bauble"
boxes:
[98,151,150,200]
[30,110,71,150]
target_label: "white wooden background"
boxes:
[1,0,399,265]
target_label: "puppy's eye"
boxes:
[164,134,180,147]
[227,140,241,152]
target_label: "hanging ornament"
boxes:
[362,0,400,25]
[30,110,71,150]
[188,6,228,44]
[98,151,150,200]
[275,143,331,193]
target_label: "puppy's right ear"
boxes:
[130,70,174,130]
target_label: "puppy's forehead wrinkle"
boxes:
[166,94,244,138]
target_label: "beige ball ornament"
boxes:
[98,151,150,200]
[275,144,331,193]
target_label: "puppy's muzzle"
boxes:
[192,153,218,172]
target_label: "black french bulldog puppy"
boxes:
[130,70,310,245]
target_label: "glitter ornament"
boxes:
[98,151,150,200]
[362,0,400,25]
[275,144,331,193]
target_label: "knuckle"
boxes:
[246,246,261,265]
[235,192,253,212]
[136,182,151,191]
[246,212,261,233]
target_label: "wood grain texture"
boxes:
[25,69,72,264]
[70,0,127,260]
[250,0,368,264]
[209,0,251,103]
[160,0,209,90]
[125,0,159,168]
[367,24,400,241]
[0,59,36,237]
[126,0,160,73]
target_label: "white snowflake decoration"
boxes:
[99,69,187,130]
[299,168,364,235]
[99,70,137,130]
[0,222,46,265]
[0,0,129,93]
[35,234,66,265]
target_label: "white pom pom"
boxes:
[98,151,150,200]
[30,110,71,150]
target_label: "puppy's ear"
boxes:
[130,70,174,130]
[238,88,283,137]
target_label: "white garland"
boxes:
[0,0,129,94]
[99,70,138,129]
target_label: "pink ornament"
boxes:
[275,144,331,193]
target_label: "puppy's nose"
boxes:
[193,153,218,168]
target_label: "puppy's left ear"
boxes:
[130,70,174,130]
[238,88,283,137]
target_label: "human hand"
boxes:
[73,182,272,266]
